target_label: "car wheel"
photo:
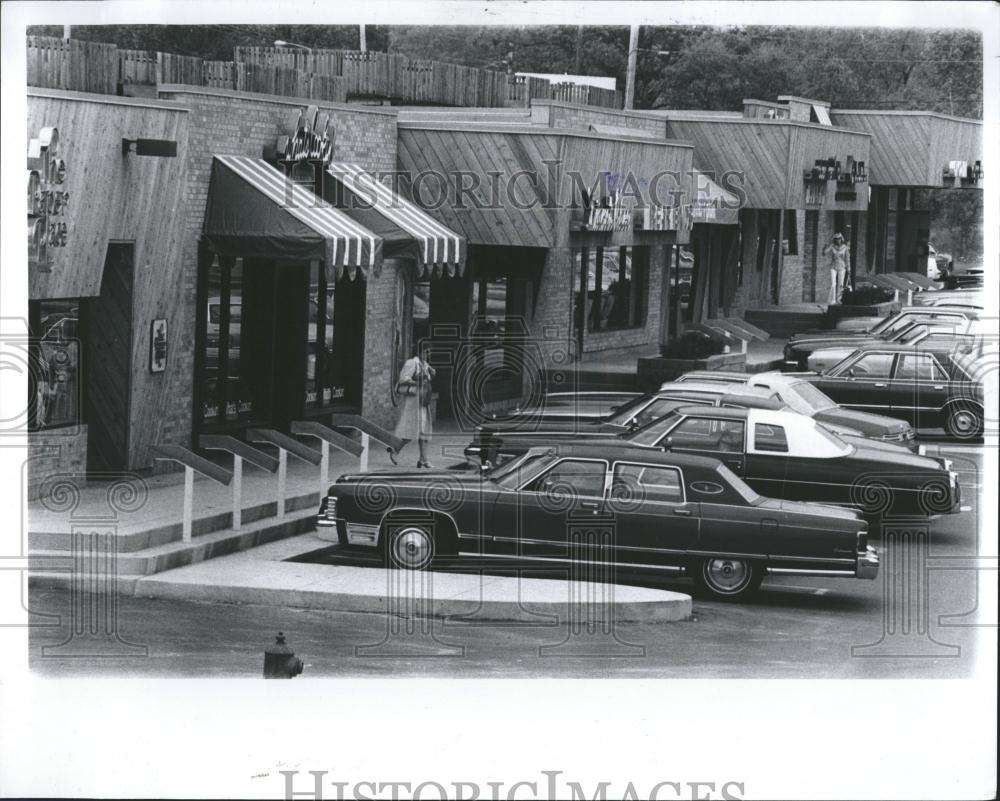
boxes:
[384,524,436,571]
[693,557,764,601]
[944,404,983,440]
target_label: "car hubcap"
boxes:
[392,527,432,569]
[951,410,977,434]
[705,559,750,592]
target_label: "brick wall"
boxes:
[534,243,665,357]
[777,210,805,305]
[359,259,404,431]
[154,85,398,460]
[27,427,88,501]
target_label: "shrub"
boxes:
[659,331,724,359]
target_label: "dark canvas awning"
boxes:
[204,156,380,280]
[326,162,465,276]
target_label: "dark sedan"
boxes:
[802,341,987,438]
[465,385,790,465]
[623,406,961,519]
[317,444,877,601]
[783,309,979,369]
[673,370,919,450]
[783,314,979,371]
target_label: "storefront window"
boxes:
[412,278,430,345]
[28,299,83,430]
[574,245,648,333]
[201,256,255,424]
[305,261,338,407]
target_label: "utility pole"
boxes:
[624,24,639,110]
[359,25,367,52]
[575,26,584,74]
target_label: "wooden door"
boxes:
[86,243,133,471]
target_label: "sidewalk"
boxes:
[134,533,692,623]
[28,429,476,536]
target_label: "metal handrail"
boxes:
[151,444,233,542]
[199,435,278,531]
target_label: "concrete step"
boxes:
[28,491,320,553]
[28,508,318,587]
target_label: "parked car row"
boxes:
[315,277,984,603]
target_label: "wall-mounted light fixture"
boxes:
[122,138,178,158]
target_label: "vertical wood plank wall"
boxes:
[28,90,190,471]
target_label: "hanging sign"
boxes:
[27,126,69,272]
[636,205,682,231]
[274,105,334,166]
[581,191,632,232]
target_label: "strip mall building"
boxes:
[26,84,981,496]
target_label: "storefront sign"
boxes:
[275,105,334,166]
[150,319,167,372]
[581,192,632,231]
[27,126,69,271]
[636,205,682,230]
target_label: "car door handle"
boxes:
[673,508,692,516]
[580,501,601,513]
[933,385,944,390]
[874,382,887,388]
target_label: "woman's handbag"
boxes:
[418,373,433,407]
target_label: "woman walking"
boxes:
[389,346,436,468]
[823,232,851,305]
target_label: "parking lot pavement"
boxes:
[27,446,988,679]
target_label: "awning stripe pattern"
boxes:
[217,155,379,275]
[327,162,465,270]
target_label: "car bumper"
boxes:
[315,516,379,546]
[856,546,880,580]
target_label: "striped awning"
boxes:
[326,162,465,276]
[205,156,379,280]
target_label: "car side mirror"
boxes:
[847,368,856,377]
[662,437,673,452]
[627,418,639,431]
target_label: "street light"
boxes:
[274,40,311,51]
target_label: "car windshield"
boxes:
[488,451,554,489]
[871,314,906,335]
[624,412,683,447]
[716,463,761,505]
[788,381,837,412]
[604,395,655,426]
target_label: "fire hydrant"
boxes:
[263,632,304,679]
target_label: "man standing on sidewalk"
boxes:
[823,232,850,305]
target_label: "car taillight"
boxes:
[857,528,868,553]
[325,496,337,521]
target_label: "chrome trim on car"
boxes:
[856,545,880,579]
[345,522,379,546]
[766,567,856,577]
[316,495,338,527]
[467,551,686,572]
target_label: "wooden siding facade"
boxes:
[28,89,190,473]
[664,118,870,212]
[830,110,982,188]
[397,123,694,248]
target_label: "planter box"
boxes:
[636,352,746,392]
[744,307,826,339]
[826,300,900,325]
